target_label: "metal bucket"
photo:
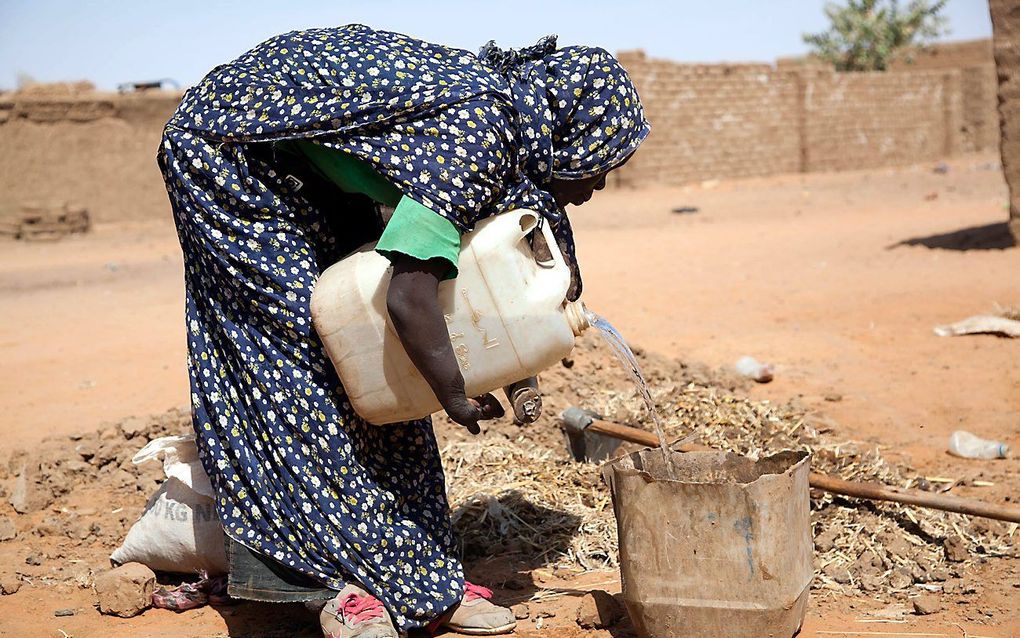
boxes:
[602,450,812,638]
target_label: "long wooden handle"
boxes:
[585,418,1020,524]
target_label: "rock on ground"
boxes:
[913,594,940,615]
[9,462,52,513]
[943,536,970,563]
[575,589,623,629]
[0,571,21,595]
[93,562,155,617]
[0,515,16,541]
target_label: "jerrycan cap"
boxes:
[564,300,590,337]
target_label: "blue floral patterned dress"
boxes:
[157,25,648,630]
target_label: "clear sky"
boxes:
[0,0,993,91]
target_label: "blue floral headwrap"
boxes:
[479,35,650,298]
[480,35,650,184]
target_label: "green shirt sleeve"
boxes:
[376,196,461,280]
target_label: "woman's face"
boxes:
[547,154,632,209]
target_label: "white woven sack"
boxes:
[110,435,227,575]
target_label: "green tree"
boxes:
[804,0,950,71]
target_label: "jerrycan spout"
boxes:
[564,300,590,337]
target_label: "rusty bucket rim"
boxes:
[601,448,811,487]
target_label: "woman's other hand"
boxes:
[443,393,505,434]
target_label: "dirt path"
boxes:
[578,155,1019,468]
[0,153,1017,636]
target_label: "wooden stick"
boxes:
[805,473,1020,523]
[584,418,1020,523]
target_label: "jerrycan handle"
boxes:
[518,212,556,269]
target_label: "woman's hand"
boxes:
[443,393,505,434]
[386,254,504,434]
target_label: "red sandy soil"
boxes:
[0,152,1017,636]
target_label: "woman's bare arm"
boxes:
[385,255,504,434]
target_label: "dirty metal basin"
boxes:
[602,449,812,638]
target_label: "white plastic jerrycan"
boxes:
[311,209,590,425]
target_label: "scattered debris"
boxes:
[152,572,231,611]
[735,355,775,383]
[947,430,1009,460]
[0,571,21,595]
[0,202,90,241]
[575,589,622,629]
[943,536,970,563]
[0,515,16,541]
[94,562,156,618]
[9,461,52,514]
[912,594,940,615]
[0,336,1014,614]
[511,603,530,620]
[934,315,1020,338]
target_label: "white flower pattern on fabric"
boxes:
[157,24,648,632]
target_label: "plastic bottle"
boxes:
[947,431,1009,459]
[311,209,589,425]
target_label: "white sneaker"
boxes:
[319,584,397,638]
[442,582,516,635]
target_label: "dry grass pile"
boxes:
[443,375,1018,601]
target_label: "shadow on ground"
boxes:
[211,600,321,637]
[888,221,1016,251]
[202,493,625,636]
[452,491,585,569]
[454,492,636,637]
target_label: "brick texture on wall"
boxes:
[616,49,999,188]
[989,1,1020,239]
[802,68,959,172]
[889,38,995,71]
[0,40,1003,223]
[613,52,801,186]
[0,91,180,223]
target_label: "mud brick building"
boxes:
[0,39,1003,226]
[989,1,1020,238]
[613,40,998,187]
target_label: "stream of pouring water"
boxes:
[585,309,677,479]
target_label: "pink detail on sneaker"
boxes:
[464,581,493,601]
[339,592,385,624]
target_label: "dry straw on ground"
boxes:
[443,378,1018,601]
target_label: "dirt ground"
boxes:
[0,152,1017,636]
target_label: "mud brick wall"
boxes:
[612,53,801,186]
[0,92,180,223]
[990,0,1020,239]
[889,38,995,71]
[959,65,1001,153]
[801,69,959,172]
[615,50,997,187]
[0,42,1003,223]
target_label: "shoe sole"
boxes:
[443,621,517,636]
